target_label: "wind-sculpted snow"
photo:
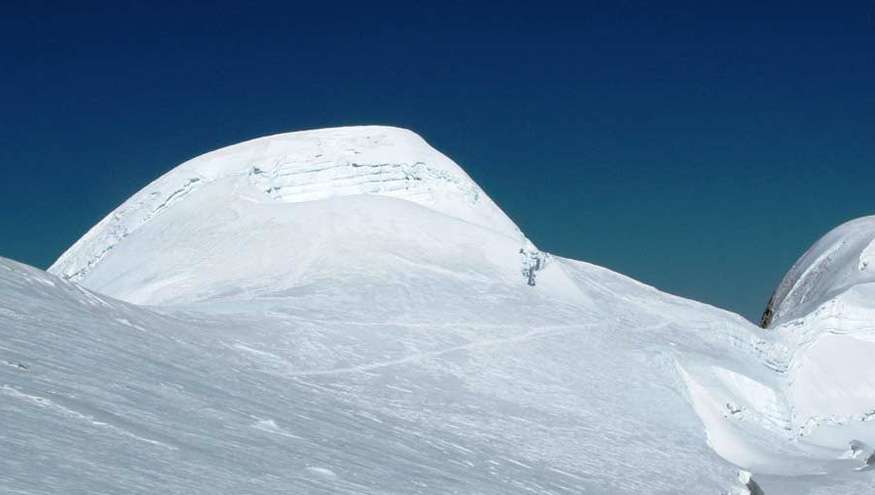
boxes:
[5,252,875,494]
[0,256,735,494]
[3,128,875,493]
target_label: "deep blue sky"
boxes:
[1,1,873,321]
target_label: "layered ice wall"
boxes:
[755,216,875,467]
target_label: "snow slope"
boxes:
[5,252,768,494]
[2,127,874,493]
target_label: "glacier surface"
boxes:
[2,126,873,494]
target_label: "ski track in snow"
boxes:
[275,322,667,378]
[1,385,176,450]
[229,322,599,377]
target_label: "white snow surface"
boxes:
[765,215,875,328]
[50,126,521,297]
[2,126,874,493]
[760,215,875,482]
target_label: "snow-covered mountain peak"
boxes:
[761,215,875,328]
[47,126,550,306]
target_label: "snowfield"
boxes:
[2,126,874,494]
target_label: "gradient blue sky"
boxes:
[1,1,873,321]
